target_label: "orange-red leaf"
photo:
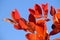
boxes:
[55,13,60,19]
[42,3,48,12]
[28,4,42,18]
[36,25,44,37]
[36,20,48,40]
[28,8,35,15]
[11,9,20,22]
[34,4,42,18]
[42,3,48,18]
[14,24,22,30]
[53,13,60,28]
[27,23,35,33]
[26,33,36,40]
[26,33,42,40]
[29,22,36,31]
[19,18,28,30]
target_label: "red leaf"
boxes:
[34,4,42,18]
[25,33,36,40]
[28,8,35,15]
[53,13,60,28]
[19,18,28,30]
[27,23,35,33]
[36,25,44,38]
[26,33,40,40]
[14,24,22,30]
[28,14,36,23]
[28,22,36,31]
[28,4,42,18]
[49,28,60,36]
[50,6,56,16]
[55,13,60,20]
[42,3,48,18]
[36,20,47,40]
[28,14,36,31]
[11,9,20,22]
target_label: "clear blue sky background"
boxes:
[0,0,60,40]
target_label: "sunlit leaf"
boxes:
[50,13,60,36]
[4,3,60,40]
[36,20,47,40]
[11,9,20,22]
[55,13,60,20]
[25,33,36,40]
[29,4,42,18]
[19,18,28,30]
[14,24,22,30]
[27,23,35,33]
[42,3,48,18]
[34,4,42,18]
[53,13,60,28]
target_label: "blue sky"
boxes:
[0,0,60,40]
